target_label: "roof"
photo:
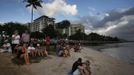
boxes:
[34,15,55,21]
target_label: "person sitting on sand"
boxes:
[63,47,69,57]
[15,44,23,58]
[58,49,64,57]
[2,40,11,52]
[83,60,91,75]
[63,45,70,57]
[21,43,30,65]
[56,44,60,56]
[70,58,82,74]
[27,43,35,57]
[73,60,91,75]
[36,44,44,56]
[74,43,81,52]
[43,47,48,57]
[66,44,71,56]
[57,44,64,57]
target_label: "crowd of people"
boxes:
[0,30,91,75]
[0,30,49,65]
[0,30,82,63]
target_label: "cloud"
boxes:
[0,21,4,24]
[87,7,104,20]
[95,8,134,40]
[77,7,134,40]
[77,16,99,30]
[103,15,134,40]
[96,7,134,28]
[105,13,109,16]
[37,0,78,17]
[88,7,96,16]
[94,17,129,35]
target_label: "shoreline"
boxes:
[0,47,134,75]
[86,42,134,64]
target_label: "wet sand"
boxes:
[0,47,134,75]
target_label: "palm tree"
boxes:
[23,0,42,28]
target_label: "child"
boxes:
[27,44,35,57]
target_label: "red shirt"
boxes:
[45,36,51,45]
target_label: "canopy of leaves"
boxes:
[24,0,42,9]
[69,29,87,40]
[0,22,28,36]
[31,31,45,39]
[69,31,120,41]
[87,32,120,41]
[42,25,57,38]
[56,20,71,29]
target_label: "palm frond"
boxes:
[35,2,42,7]
[24,0,42,8]
[33,4,37,9]
[26,4,32,7]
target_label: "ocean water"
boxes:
[99,42,134,64]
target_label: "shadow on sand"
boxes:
[11,56,52,65]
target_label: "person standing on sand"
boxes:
[21,30,30,44]
[11,30,20,53]
[45,36,51,51]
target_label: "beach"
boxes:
[0,47,134,75]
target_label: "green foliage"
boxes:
[0,25,3,33]
[0,22,28,35]
[56,20,70,29]
[42,25,57,38]
[87,32,120,41]
[30,31,45,39]
[87,32,102,41]
[69,31,120,42]
[24,0,42,9]
[69,29,87,40]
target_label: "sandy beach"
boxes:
[0,47,134,75]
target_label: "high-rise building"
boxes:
[30,15,55,32]
[69,24,85,36]
[57,24,85,36]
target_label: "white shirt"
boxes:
[27,46,35,53]
[12,34,20,44]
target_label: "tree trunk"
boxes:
[30,6,33,32]
[31,6,33,23]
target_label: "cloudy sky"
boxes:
[0,0,134,40]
